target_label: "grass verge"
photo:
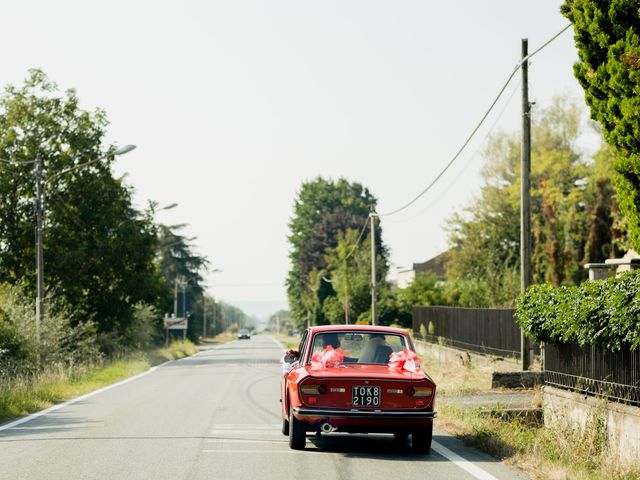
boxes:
[0,340,197,425]
[201,332,238,345]
[437,403,640,480]
[420,348,640,479]
[276,334,300,350]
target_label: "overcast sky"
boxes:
[1,1,586,310]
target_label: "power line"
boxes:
[387,76,522,224]
[343,215,370,262]
[377,24,572,218]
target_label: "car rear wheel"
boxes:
[281,418,289,436]
[288,409,306,450]
[411,424,433,454]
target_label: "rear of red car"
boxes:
[293,366,436,431]
[283,327,436,453]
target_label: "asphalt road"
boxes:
[0,335,529,480]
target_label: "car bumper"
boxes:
[293,407,437,419]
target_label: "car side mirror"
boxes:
[284,349,300,364]
[281,349,300,374]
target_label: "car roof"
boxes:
[307,324,409,335]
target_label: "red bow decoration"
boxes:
[388,348,421,373]
[311,345,345,369]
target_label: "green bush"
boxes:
[0,284,101,376]
[515,270,640,350]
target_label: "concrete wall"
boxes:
[543,386,640,465]
[413,340,520,371]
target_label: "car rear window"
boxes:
[308,332,408,365]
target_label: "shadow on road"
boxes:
[304,433,489,463]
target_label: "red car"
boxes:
[280,325,436,453]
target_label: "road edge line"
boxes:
[432,440,500,480]
[0,357,179,433]
[271,336,286,350]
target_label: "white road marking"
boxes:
[210,430,281,436]
[432,441,500,480]
[206,438,287,445]
[271,336,286,350]
[0,359,175,433]
[210,424,279,430]
[203,449,296,454]
[0,342,234,433]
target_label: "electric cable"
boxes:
[377,24,572,218]
[387,76,522,224]
[343,215,370,262]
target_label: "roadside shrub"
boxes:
[0,284,100,375]
[122,303,162,350]
[515,270,640,350]
[227,323,239,334]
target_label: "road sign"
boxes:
[164,316,188,330]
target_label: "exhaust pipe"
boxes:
[320,421,336,433]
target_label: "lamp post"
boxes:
[35,145,136,340]
[3,144,136,344]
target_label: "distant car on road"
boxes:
[238,329,251,340]
[280,325,436,453]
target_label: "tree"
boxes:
[0,70,167,340]
[323,228,380,324]
[286,177,388,327]
[267,309,293,334]
[156,224,208,339]
[445,97,622,305]
[562,1,640,250]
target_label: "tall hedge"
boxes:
[515,270,640,351]
[561,1,640,250]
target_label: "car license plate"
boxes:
[352,386,380,406]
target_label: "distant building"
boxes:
[396,251,448,289]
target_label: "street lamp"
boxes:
[34,144,136,342]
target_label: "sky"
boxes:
[0,1,588,315]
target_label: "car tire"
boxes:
[281,418,289,436]
[412,424,432,454]
[288,409,306,450]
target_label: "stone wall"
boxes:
[543,386,640,465]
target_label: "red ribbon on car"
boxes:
[310,345,345,369]
[388,348,420,373]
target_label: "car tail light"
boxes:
[414,387,433,397]
[301,384,327,395]
[405,387,416,397]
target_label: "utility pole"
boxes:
[202,296,207,339]
[35,156,44,344]
[370,214,377,326]
[344,259,350,325]
[520,38,532,371]
[173,278,179,317]
[182,282,187,344]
